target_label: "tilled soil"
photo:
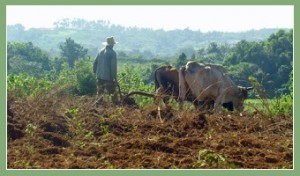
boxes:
[7,93,293,169]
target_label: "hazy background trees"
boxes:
[7,19,293,100]
[7,18,281,58]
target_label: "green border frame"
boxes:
[1,1,298,176]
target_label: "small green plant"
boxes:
[25,143,35,155]
[98,118,111,135]
[65,107,80,118]
[194,149,235,168]
[80,142,86,149]
[25,123,37,135]
[85,131,95,140]
[101,125,110,135]
[65,107,87,137]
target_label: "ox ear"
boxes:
[246,87,254,91]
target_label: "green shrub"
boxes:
[74,59,97,95]
[248,76,293,116]
[55,62,77,95]
[118,64,154,106]
[55,60,96,96]
[7,73,52,98]
[270,94,293,116]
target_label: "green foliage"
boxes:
[54,60,96,95]
[271,95,293,116]
[227,63,264,96]
[224,30,293,97]
[194,149,235,168]
[118,64,155,106]
[271,72,293,116]
[175,52,187,68]
[98,118,111,135]
[59,37,88,68]
[7,73,52,98]
[50,57,65,74]
[65,107,80,118]
[74,59,97,95]
[100,125,111,135]
[55,62,77,94]
[7,42,51,77]
[7,24,293,113]
[25,124,37,135]
[289,72,293,94]
[248,76,292,116]
[65,107,85,136]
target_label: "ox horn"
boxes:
[246,87,254,91]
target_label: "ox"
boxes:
[154,66,180,103]
[154,65,232,110]
[178,61,253,111]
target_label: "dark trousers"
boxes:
[96,79,118,104]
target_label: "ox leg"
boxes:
[178,67,187,110]
[213,97,223,112]
[178,97,184,110]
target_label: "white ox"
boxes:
[178,61,253,111]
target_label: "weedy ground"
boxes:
[7,93,293,169]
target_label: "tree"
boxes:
[175,52,187,68]
[59,37,88,68]
[7,42,51,77]
[223,30,293,97]
[206,42,220,55]
[177,45,196,59]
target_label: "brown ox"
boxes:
[179,61,253,111]
[154,65,226,110]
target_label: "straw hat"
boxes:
[102,36,118,46]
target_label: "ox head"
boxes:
[224,86,254,111]
[238,86,254,98]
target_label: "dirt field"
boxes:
[7,93,293,169]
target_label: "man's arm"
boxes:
[93,53,99,74]
[110,52,117,81]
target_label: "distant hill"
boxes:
[7,18,287,59]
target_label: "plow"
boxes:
[94,80,214,111]
[121,90,155,105]
[93,80,158,106]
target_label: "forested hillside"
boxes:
[8,18,282,58]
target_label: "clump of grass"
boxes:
[247,76,293,117]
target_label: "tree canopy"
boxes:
[7,42,51,77]
[223,29,293,97]
[59,37,88,68]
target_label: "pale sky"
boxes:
[7,5,294,32]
